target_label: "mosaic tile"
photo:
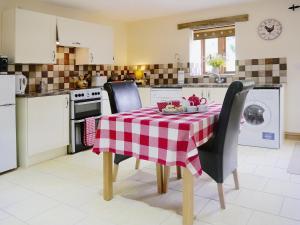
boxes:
[1,46,287,93]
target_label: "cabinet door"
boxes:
[209,88,227,104]
[138,88,150,107]
[182,88,204,99]
[57,17,90,48]
[150,88,182,106]
[76,24,114,65]
[15,9,56,64]
[0,105,17,172]
[27,95,69,156]
[91,25,114,65]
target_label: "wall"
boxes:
[126,0,300,133]
[0,0,128,65]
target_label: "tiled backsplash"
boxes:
[235,58,287,84]
[2,46,287,93]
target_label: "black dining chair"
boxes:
[164,80,255,208]
[103,81,143,182]
[197,80,254,209]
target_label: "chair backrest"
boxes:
[213,81,255,177]
[104,81,142,113]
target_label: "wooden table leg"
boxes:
[135,159,141,169]
[103,152,113,201]
[183,168,194,225]
[177,166,182,179]
[156,164,163,194]
[163,166,170,193]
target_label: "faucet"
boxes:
[209,73,225,84]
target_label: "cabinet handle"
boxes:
[90,53,94,64]
[66,98,69,108]
[72,42,81,45]
[52,51,56,62]
[208,90,211,100]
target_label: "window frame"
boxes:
[201,36,235,75]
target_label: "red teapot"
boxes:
[188,94,207,106]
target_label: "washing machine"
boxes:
[238,87,283,149]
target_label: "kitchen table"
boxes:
[93,104,221,225]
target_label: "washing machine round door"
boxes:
[242,101,271,130]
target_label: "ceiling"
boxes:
[40,0,258,21]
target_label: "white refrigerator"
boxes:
[0,75,17,173]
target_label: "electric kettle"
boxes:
[15,74,28,94]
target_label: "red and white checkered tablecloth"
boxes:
[93,103,222,176]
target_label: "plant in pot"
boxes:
[207,54,225,75]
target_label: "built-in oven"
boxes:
[69,88,102,154]
[71,98,101,120]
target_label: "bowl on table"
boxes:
[157,102,169,112]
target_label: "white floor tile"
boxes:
[194,182,239,203]
[264,179,300,199]
[6,171,82,198]
[197,200,252,225]
[237,163,257,174]
[280,198,300,220]
[51,186,100,208]
[0,180,15,192]
[116,201,171,225]
[161,213,212,225]
[224,173,268,191]
[0,186,37,209]
[254,165,290,181]
[0,210,9,221]
[248,211,300,225]
[27,205,87,225]
[75,216,118,225]
[4,194,60,221]
[231,189,283,214]
[0,140,298,225]
[290,174,300,184]
[0,216,28,225]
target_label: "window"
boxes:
[200,36,236,74]
[193,26,236,75]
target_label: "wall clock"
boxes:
[258,19,282,40]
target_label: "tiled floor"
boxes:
[0,140,300,225]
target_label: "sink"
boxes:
[215,77,226,84]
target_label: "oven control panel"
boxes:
[70,88,102,101]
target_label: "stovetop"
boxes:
[70,87,102,101]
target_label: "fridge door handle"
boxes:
[0,104,15,107]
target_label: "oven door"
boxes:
[71,98,101,120]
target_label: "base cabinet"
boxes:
[150,88,183,106]
[16,95,69,167]
[138,87,151,107]
[182,87,227,104]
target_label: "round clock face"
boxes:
[258,19,282,40]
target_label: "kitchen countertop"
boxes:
[17,83,283,98]
[138,83,283,88]
[17,86,104,98]
[17,89,71,98]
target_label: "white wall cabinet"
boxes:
[2,8,57,64]
[2,9,114,65]
[16,95,69,167]
[56,17,90,48]
[75,24,114,65]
